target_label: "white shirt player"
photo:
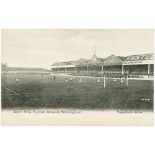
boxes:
[16,78,20,82]
[97,77,100,83]
[79,78,82,83]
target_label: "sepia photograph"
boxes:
[1,29,154,125]
[1,1,155,155]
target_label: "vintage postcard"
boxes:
[1,29,154,125]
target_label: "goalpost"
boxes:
[126,75,128,87]
[104,76,105,88]
[103,75,128,88]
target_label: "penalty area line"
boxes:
[5,87,20,95]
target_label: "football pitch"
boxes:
[1,73,154,110]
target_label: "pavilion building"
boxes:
[51,53,154,77]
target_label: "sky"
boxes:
[1,29,154,69]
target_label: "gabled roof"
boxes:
[88,54,104,65]
[75,58,89,66]
[103,55,124,66]
[51,53,154,67]
[104,55,123,62]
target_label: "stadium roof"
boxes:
[52,61,76,66]
[88,53,104,65]
[124,53,154,61]
[75,58,89,66]
[103,54,125,66]
[52,53,154,67]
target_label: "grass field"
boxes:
[1,73,154,110]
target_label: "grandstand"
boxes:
[1,64,50,74]
[51,53,154,78]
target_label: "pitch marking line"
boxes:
[5,87,20,95]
